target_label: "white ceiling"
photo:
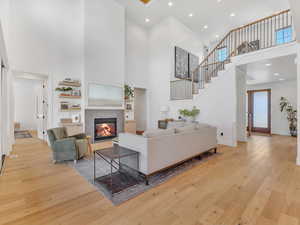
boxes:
[116,0,290,44]
[239,54,297,85]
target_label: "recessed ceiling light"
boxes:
[279,78,285,81]
[265,63,272,67]
[230,13,236,17]
[168,1,173,6]
[274,73,280,76]
[145,18,150,23]
[189,13,193,17]
[216,34,220,38]
[203,25,208,29]
[217,0,222,2]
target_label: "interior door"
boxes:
[0,61,3,157]
[248,89,271,134]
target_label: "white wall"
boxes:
[290,0,300,43]
[147,17,239,146]
[5,0,127,130]
[0,13,13,156]
[84,0,125,88]
[247,80,297,135]
[147,17,203,126]
[134,88,147,131]
[192,65,238,146]
[13,78,43,130]
[0,0,10,53]
[5,0,84,128]
[8,0,84,77]
[236,68,247,142]
[125,20,148,89]
[297,43,300,166]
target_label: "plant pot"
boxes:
[184,117,195,123]
[290,129,297,137]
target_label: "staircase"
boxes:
[171,9,294,99]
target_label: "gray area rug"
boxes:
[14,130,32,139]
[70,151,219,205]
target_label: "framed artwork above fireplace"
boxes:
[88,83,123,108]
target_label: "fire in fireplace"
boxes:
[94,118,117,141]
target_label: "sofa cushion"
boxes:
[175,123,198,133]
[143,128,175,138]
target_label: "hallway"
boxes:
[0,135,299,225]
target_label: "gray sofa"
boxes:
[118,123,217,176]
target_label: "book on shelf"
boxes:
[58,79,81,87]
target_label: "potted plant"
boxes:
[280,97,297,137]
[179,106,200,122]
[124,84,134,100]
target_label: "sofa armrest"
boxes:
[118,133,148,174]
[118,133,147,150]
[69,133,87,140]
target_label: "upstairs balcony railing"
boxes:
[192,9,294,91]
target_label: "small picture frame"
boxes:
[60,101,69,110]
[126,103,132,110]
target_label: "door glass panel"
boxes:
[253,91,268,128]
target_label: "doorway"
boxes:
[134,88,147,134]
[13,72,49,141]
[247,89,271,134]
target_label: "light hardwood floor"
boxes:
[0,135,299,225]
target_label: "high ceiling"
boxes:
[117,0,290,44]
[239,54,297,85]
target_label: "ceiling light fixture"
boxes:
[204,25,208,29]
[217,0,222,2]
[279,78,285,81]
[265,63,272,67]
[216,34,220,38]
[230,13,236,17]
[274,73,280,76]
[189,13,193,17]
[168,1,173,6]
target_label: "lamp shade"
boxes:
[160,106,169,112]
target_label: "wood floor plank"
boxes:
[277,214,298,225]
[0,134,298,225]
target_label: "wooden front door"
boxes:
[247,89,271,134]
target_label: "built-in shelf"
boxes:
[59,95,81,99]
[59,122,83,126]
[60,108,81,112]
[58,82,81,87]
[85,106,125,110]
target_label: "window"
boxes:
[276,26,292,45]
[218,47,227,62]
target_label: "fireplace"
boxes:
[94,118,117,141]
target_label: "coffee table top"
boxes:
[95,145,138,160]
